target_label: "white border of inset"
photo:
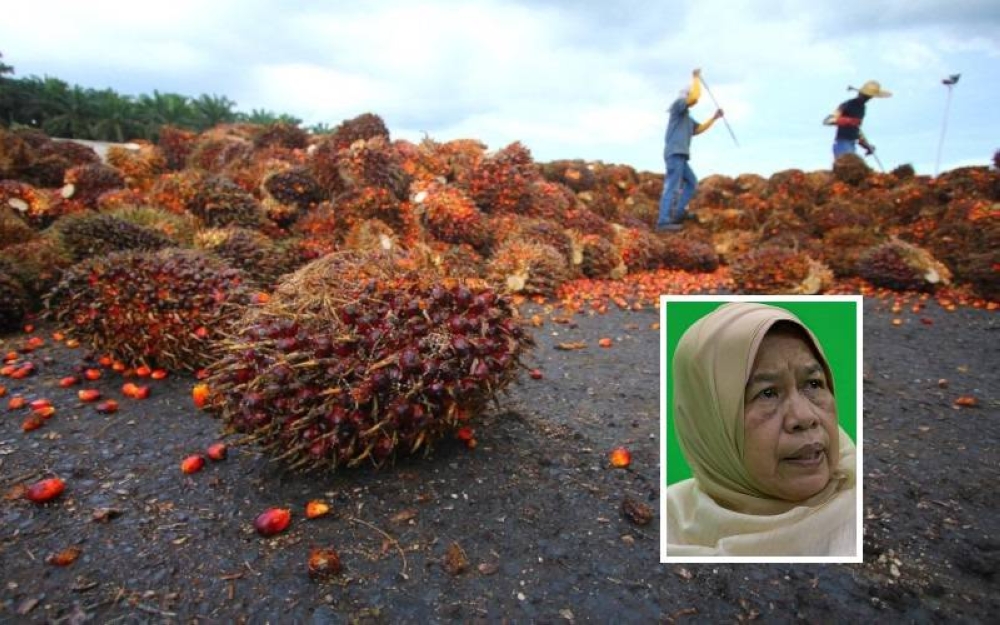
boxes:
[659,294,864,564]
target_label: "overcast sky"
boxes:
[3,1,998,178]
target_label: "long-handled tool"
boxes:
[698,74,739,147]
[934,73,960,176]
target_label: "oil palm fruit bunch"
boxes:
[107,206,199,246]
[0,237,72,303]
[1,180,53,228]
[187,136,253,173]
[730,246,831,295]
[334,186,406,232]
[429,243,486,279]
[106,143,167,192]
[417,185,491,252]
[1,208,35,249]
[205,249,533,471]
[576,233,623,279]
[468,142,538,214]
[539,159,596,193]
[188,175,264,228]
[44,248,253,371]
[525,179,576,223]
[61,163,126,208]
[252,122,310,150]
[329,113,390,152]
[337,136,411,200]
[819,226,884,277]
[832,153,871,187]
[157,125,198,171]
[561,207,614,239]
[149,170,206,215]
[54,213,174,262]
[656,236,720,273]
[194,227,298,288]
[263,167,325,211]
[857,238,951,292]
[613,225,658,272]
[509,217,573,262]
[485,240,570,297]
[0,262,28,333]
[342,218,400,254]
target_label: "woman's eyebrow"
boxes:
[745,371,781,388]
[801,363,825,377]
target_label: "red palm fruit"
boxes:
[29,398,51,410]
[33,406,56,419]
[305,500,330,519]
[131,385,150,399]
[78,389,101,402]
[206,442,227,461]
[47,546,81,566]
[26,336,45,349]
[598,337,613,348]
[151,369,168,380]
[456,427,475,442]
[195,368,210,380]
[65,339,80,349]
[307,547,342,579]
[4,350,18,362]
[111,361,126,373]
[0,384,5,397]
[529,368,543,380]
[23,324,34,333]
[22,414,45,431]
[25,477,65,503]
[8,396,27,410]
[135,365,151,377]
[10,363,34,379]
[52,332,65,341]
[609,447,632,468]
[254,508,291,536]
[59,376,79,388]
[95,399,118,414]
[0,364,17,376]
[180,455,205,474]
[192,383,210,408]
[84,368,102,381]
[121,382,139,397]
[98,356,113,367]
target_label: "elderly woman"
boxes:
[666,302,857,557]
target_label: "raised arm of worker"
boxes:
[823,107,862,127]
[687,68,723,135]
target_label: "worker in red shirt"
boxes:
[824,80,891,160]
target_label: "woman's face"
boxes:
[742,328,838,502]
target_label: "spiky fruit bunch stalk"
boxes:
[44,248,253,371]
[0,269,28,333]
[656,236,720,273]
[417,185,491,252]
[468,142,538,214]
[157,126,198,171]
[832,153,871,187]
[54,213,175,262]
[205,250,534,471]
[891,163,915,180]
[858,239,952,293]
[61,163,126,208]
[485,240,571,297]
[730,247,830,294]
[576,233,624,279]
[189,175,264,228]
[613,225,659,272]
[106,144,167,191]
[0,180,53,228]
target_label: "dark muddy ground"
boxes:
[0,296,997,624]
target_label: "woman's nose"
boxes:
[783,391,819,431]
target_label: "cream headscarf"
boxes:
[666,302,857,557]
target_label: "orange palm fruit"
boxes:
[25,477,65,503]
[78,389,101,402]
[65,339,80,348]
[206,442,227,461]
[180,455,205,474]
[47,546,81,566]
[8,396,27,410]
[22,414,45,431]
[609,447,632,468]
[192,383,210,409]
[83,368,102,381]
[98,355,113,367]
[150,369,168,380]
[135,365,151,377]
[254,508,291,536]
[307,547,342,579]
[33,406,56,419]
[598,337,613,348]
[529,368,543,380]
[95,399,118,414]
[59,376,79,388]
[305,500,330,519]
[29,398,51,410]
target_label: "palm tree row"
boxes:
[0,52,330,141]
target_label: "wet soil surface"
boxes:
[0,297,997,623]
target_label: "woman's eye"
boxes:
[756,388,778,400]
[806,379,825,390]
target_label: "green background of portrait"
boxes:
[664,300,858,485]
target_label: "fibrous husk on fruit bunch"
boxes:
[415,184,491,252]
[613,224,659,272]
[291,200,343,246]
[524,179,576,223]
[205,249,533,471]
[925,214,998,299]
[486,240,571,297]
[730,246,832,295]
[832,153,871,187]
[106,206,198,246]
[0,128,37,180]
[933,166,998,203]
[578,187,621,222]
[656,236,720,273]
[424,242,486,280]
[818,226,885,277]
[575,233,624,279]
[54,212,174,262]
[342,218,401,254]
[194,227,299,288]
[324,136,411,200]
[44,248,253,371]
[106,143,167,191]
[0,237,72,302]
[884,179,936,225]
[468,142,539,214]
[329,113,390,152]
[1,179,52,228]
[857,238,952,293]
[0,263,29,334]
[188,175,264,228]
[332,186,411,236]
[539,160,597,194]
[392,139,447,186]
[252,122,310,151]
[807,196,875,236]
[262,167,326,220]
[891,163,915,181]
[508,217,574,263]
[61,163,126,208]
[157,125,198,171]
[26,140,102,188]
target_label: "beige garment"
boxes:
[667,302,857,556]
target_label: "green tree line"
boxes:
[0,51,333,141]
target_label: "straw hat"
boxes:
[859,80,892,98]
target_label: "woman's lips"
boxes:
[783,443,826,467]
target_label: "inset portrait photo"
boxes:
[659,296,863,563]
